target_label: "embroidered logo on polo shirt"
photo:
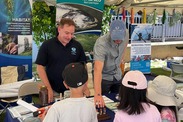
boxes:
[71,47,76,55]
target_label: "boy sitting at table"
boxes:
[42,62,97,122]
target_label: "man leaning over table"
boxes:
[93,19,129,108]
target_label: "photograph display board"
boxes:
[56,0,104,34]
[0,0,32,78]
[130,24,153,74]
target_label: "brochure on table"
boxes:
[8,99,38,120]
[87,95,114,104]
[105,102,119,113]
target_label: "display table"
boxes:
[99,93,118,122]
[4,93,118,122]
[4,110,20,122]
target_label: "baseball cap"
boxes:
[122,70,147,89]
[62,62,88,88]
[147,75,178,106]
[110,19,126,41]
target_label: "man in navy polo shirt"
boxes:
[36,18,87,103]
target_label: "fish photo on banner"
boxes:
[56,0,105,33]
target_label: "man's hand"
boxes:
[47,88,54,103]
[94,94,105,108]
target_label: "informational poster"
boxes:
[130,24,152,74]
[56,0,104,34]
[0,0,32,78]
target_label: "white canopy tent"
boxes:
[42,0,183,8]
[37,0,183,14]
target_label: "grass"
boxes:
[151,68,171,76]
[32,63,37,72]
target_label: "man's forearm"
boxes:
[93,61,103,96]
[94,74,102,96]
[37,65,52,90]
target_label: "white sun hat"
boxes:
[147,75,181,106]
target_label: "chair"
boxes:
[0,65,27,115]
[170,63,183,82]
[0,82,39,115]
[32,72,41,81]
[18,82,39,102]
[0,97,18,115]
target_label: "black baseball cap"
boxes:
[62,62,88,88]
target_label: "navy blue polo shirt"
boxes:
[35,37,86,93]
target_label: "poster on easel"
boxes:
[0,0,32,78]
[130,24,152,74]
[56,0,105,34]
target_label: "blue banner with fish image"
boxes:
[0,0,32,78]
[56,0,104,33]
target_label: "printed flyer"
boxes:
[130,24,152,73]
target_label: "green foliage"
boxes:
[169,11,182,26]
[151,68,171,76]
[161,9,166,24]
[101,5,116,35]
[147,9,157,25]
[152,9,157,25]
[75,34,100,52]
[32,1,56,47]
